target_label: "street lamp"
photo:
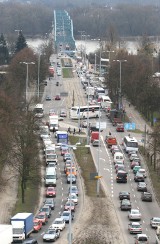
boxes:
[20,61,35,103]
[37,54,41,99]
[106,50,115,67]
[113,59,127,110]
[15,29,22,35]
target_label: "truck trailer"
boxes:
[11,212,34,242]
[0,224,13,244]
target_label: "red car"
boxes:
[64,201,76,212]
[35,212,48,225]
[46,187,56,197]
[130,161,140,169]
[55,94,61,100]
[61,149,69,156]
[33,219,42,232]
[116,123,124,132]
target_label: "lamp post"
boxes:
[97,105,101,197]
[106,50,115,67]
[20,62,35,103]
[113,59,127,110]
[37,54,41,99]
[94,53,97,72]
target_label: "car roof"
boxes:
[131,222,141,225]
[54,217,63,221]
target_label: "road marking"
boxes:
[137,206,139,210]
[100,158,105,161]
[60,98,65,106]
[62,193,63,196]
[134,195,135,197]
[62,187,63,191]
[132,189,134,191]
[143,220,145,223]
[104,168,110,171]
[41,232,45,235]
[146,228,148,231]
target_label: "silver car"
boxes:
[43,228,60,242]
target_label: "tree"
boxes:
[0,33,9,65]
[15,31,28,54]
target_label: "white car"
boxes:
[67,193,78,205]
[50,217,65,231]
[138,168,147,178]
[128,209,141,220]
[150,217,160,228]
[130,153,138,161]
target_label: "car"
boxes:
[46,187,56,197]
[112,148,121,156]
[67,193,78,205]
[115,165,125,173]
[65,167,77,177]
[119,191,130,200]
[150,217,160,228]
[67,174,76,184]
[128,209,141,220]
[116,123,124,132]
[130,160,140,169]
[128,150,137,157]
[130,153,138,161]
[61,211,74,223]
[115,161,124,169]
[43,228,60,242]
[60,109,67,117]
[22,238,38,244]
[44,198,55,210]
[116,170,128,183]
[128,222,142,234]
[46,95,51,101]
[120,199,131,211]
[33,219,42,232]
[64,201,76,212]
[55,94,61,100]
[138,168,147,178]
[56,81,59,86]
[35,212,48,225]
[92,139,100,147]
[137,182,147,192]
[134,234,149,244]
[133,166,141,174]
[110,145,118,153]
[81,120,87,128]
[61,148,69,156]
[50,217,65,231]
[69,185,79,196]
[63,153,71,162]
[134,172,145,182]
[39,205,52,218]
[141,191,152,201]
[132,157,141,165]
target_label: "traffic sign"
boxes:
[95,176,102,179]
[96,122,107,129]
[124,122,136,130]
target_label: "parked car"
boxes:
[128,209,141,220]
[50,217,65,231]
[39,205,51,218]
[64,201,76,212]
[137,182,147,192]
[128,222,142,234]
[119,191,130,200]
[141,192,152,202]
[150,217,160,228]
[33,219,42,232]
[120,199,131,211]
[43,228,60,242]
[61,211,74,223]
[35,212,48,225]
[46,187,56,197]
[44,198,55,210]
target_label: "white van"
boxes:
[45,167,57,187]
[114,152,124,164]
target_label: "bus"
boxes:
[34,104,44,118]
[123,136,138,153]
[70,105,101,119]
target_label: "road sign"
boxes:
[60,92,68,97]
[96,122,107,129]
[95,176,102,179]
[124,122,136,130]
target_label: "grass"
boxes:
[13,177,40,215]
[128,129,143,133]
[62,68,74,78]
[69,135,105,198]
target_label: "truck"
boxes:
[11,212,34,242]
[109,109,123,126]
[91,131,99,143]
[49,115,59,131]
[105,135,117,148]
[0,224,13,244]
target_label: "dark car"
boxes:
[137,182,147,192]
[116,170,127,183]
[46,95,51,101]
[141,192,152,202]
[119,191,130,200]
[39,205,52,218]
[44,198,55,210]
[120,199,132,211]
[22,238,38,244]
[134,172,145,182]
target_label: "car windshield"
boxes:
[45,199,53,204]
[36,215,44,219]
[46,175,56,179]
[154,218,160,222]
[132,224,140,228]
[66,202,74,206]
[54,221,62,224]
[132,210,139,214]
[63,212,69,216]
[47,230,56,234]
[48,188,54,191]
[34,222,39,226]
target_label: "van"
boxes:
[114,152,124,164]
[45,168,57,187]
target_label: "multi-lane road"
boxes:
[30,53,159,243]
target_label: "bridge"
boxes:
[54,10,75,55]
